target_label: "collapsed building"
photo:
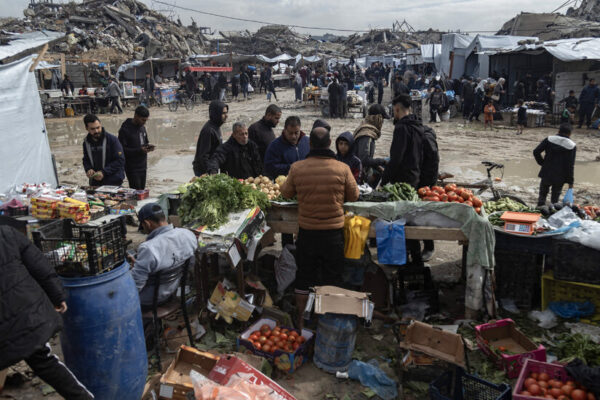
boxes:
[497,12,600,41]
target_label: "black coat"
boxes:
[248,118,276,160]
[118,118,149,173]
[193,101,228,176]
[419,125,439,188]
[82,129,125,186]
[207,137,263,179]
[381,114,424,188]
[533,135,576,185]
[0,226,66,369]
[462,82,475,102]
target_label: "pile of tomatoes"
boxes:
[417,184,483,214]
[518,371,595,399]
[247,324,307,354]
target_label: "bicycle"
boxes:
[168,90,195,112]
[439,160,527,205]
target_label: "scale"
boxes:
[500,211,541,235]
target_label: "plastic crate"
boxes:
[32,218,126,277]
[552,239,600,285]
[429,367,511,400]
[494,249,542,310]
[394,265,439,313]
[513,359,571,400]
[541,271,600,324]
[7,205,29,217]
[494,229,553,255]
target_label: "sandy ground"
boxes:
[4,87,600,400]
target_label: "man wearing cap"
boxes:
[130,203,197,308]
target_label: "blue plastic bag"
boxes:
[548,301,595,320]
[347,359,398,400]
[375,219,406,265]
[563,188,574,205]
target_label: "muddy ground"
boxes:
[3,87,600,400]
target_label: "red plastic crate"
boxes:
[513,359,572,400]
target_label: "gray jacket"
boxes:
[107,81,122,98]
[131,224,197,306]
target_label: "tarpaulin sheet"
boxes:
[0,55,57,193]
[488,37,600,61]
[420,44,442,63]
[465,35,537,56]
[0,31,64,62]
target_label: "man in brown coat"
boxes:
[281,126,359,328]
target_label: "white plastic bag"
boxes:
[247,83,254,93]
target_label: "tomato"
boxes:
[464,201,473,207]
[418,187,428,197]
[525,378,537,388]
[444,184,457,193]
[528,384,541,396]
[588,393,596,400]
[260,324,270,334]
[440,194,449,202]
[424,195,440,202]
[566,381,576,387]
[571,389,587,400]
[249,334,259,341]
[271,330,280,338]
[432,186,444,193]
[258,335,267,344]
[531,373,539,379]
[290,331,299,338]
[538,373,550,381]
[538,381,549,389]
[456,196,465,203]
[292,342,300,351]
[254,342,262,350]
[472,197,483,207]
[272,345,279,352]
[252,330,261,337]
[446,191,457,201]
[562,385,574,396]
[264,330,271,338]
[297,336,306,344]
[287,335,296,343]
[550,388,563,398]
[262,344,271,353]
[475,207,481,214]
[266,339,274,347]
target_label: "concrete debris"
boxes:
[566,0,600,22]
[497,12,600,41]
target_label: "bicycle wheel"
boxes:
[168,101,178,112]
[184,98,194,111]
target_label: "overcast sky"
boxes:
[3,0,568,35]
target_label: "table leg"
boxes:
[461,243,468,281]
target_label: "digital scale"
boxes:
[500,211,541,235]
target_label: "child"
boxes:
[561,104,576,124]
[336,131,362,183]
[484,99,496,130]
[516,99,527,135]
[533,123,576,206]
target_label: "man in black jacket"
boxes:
[248,104,281,160]
[353,104,388,188]
[207,122,262,179]
[328,78,341,118]
[59,74,74,94]
[193,100,228,176]
[143,72,156,106]
[0,226,94,399]
[462,77,475,121]
[419,125,440,262]
[82,114,125,186]
[382,94,424,188]
[118,106,154,189]
[534,123,576,206]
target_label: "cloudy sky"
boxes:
[4,0,568,35]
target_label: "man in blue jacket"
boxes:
[263,116,309,179]
[82,114,125,186]
[578,79,600,129]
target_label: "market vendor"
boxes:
[82,114,125,187]
[248,104,282,160]
[533,123,576,206]
[206,122,263,179]
[118,106,154,190]
[192,100,228,176]
[281,127,359,329]
[263,116,309,179]
[130,203,198,308]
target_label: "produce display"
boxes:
[242,176,282,201]
[517,371,595,399]
[381,183,419,201]
[178,174,269,228]
[417,184,483,214]
[485,198,534,213]
[247,324,307,354]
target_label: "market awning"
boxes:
[185,66,232,72]
[0,30,65,64]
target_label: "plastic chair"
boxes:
[142,257,195,369]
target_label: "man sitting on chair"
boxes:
[130,203,198,308]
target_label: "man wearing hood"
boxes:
[263,116,309,179]
[193,100,229,176]
[328,78,341,118]
[207,122,262,179]
[118,106,154,189]
[82,114,125,186]
[248,104,282,160]
[426,85,446,123]
[353,104,388,188]
[534,123,576,206]
[382,94,424,188]
[336,131,362,183]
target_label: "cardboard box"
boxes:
[208,355,297,400]
[209,281,255,323]
[475,318,546,378]
[399,321,465,368]
[158,345,219,400]
[306,286,374,322]
[237,318,314,374]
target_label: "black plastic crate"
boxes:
[494,249,542,310]
[552,239,600,285]
[7,205,29,217]
[494,229,553,255]
[32,218,126,277]
[394,265,439,313]
[429,367,511,400]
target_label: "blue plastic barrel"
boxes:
[60,262,147,400]
[313,313,358,373]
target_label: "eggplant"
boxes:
[571,204,580,214]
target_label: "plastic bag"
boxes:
[548,301,595,320]
[274,245,297,294]
[344,215,371,260]
[375,219,406,265]
[563,188,574,204]
[347,359,398,400]
[528,309,558,329]
[191,370,275,400]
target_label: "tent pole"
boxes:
[29,43,49,72]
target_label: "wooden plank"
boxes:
[29,43,48,72]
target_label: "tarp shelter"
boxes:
[464,35,538,78]
[117,58,180,81]
[420,44,442,69]
[440,33,474,79]
[0,55,57,193]
[0,30,64,64]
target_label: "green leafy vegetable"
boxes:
[381,183,419,201]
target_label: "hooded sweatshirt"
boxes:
[381,114,424,188]
[533,134,576,185]
[263,130,310,179]
[248,117,276,160]
[336,131,362,183]
[353,114,386,170]
[118,118,149,173]
[193,100,228,176]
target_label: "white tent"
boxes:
[0,55,57,193]
[439,33,474,79]
[464,35,538,78]
[420,44,442,68]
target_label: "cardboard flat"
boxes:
[308,286,374,322]
[158,345,220,400]
[399,321,466,368]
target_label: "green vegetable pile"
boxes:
[553,333,600,366]
[178,174,270,228]
[381,183,419,201]
[484,197,534,213]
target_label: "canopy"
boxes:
[490,37,600,62]
[420,44,442,64]
[465,35,538,56]
[185,66,232,72]
[116,58,180,80]
[0,55,57,193]
[0,30,64,62]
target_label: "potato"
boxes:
[269,190,275,195]
[262,177,271,184]
[251,184,257,190]
[247,177,254,183]
[273,183,280,190]
[262,188,269,194]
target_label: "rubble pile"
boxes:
[336,29,443,56]
[567,0,600,22]
[497,12,600,40]
[0,0,209,60]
